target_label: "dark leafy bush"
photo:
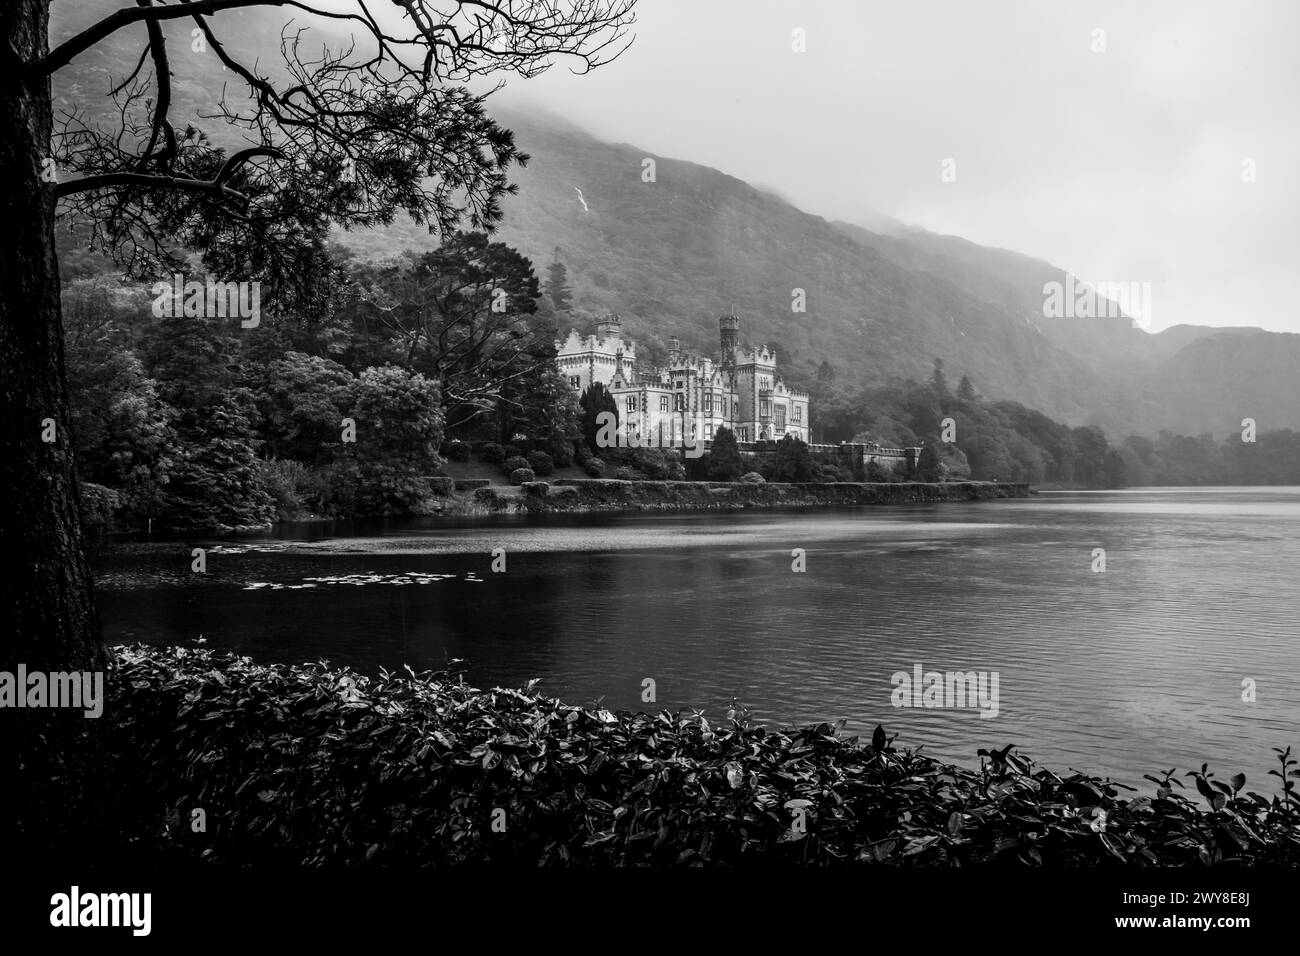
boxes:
[503,455,530,476]
[740,471,766,484]
[548,437,575,468]
[79,482,122,535]
[108,644,1300,867]
[509,467,535,485]
[614,466,640,481]
[480,443,506,465]
[584,457,605,478]
[631,447,668,479]
[526,450,554,476]
[444,440,471,462]
[256,458,310,520]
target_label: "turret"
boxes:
[597,312,622,339]
[719,311,740,363]
[667,337,681,366]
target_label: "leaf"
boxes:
[725,761,744,790]
[872,725,887,751]
[1099,832,1126,861]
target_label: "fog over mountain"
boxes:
[52,0,1300,439]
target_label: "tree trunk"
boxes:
[1,0,109,859]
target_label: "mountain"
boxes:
[52,3,1298,439]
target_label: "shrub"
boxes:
[546,436,575,468]
[707,426,742,480]
[584,457,605,478]
[866,460,897,482]
[631,447,668,479]
[509,467,535,485]
[80,482,123,536]
[444,440,471,462]
[502,455,530,475]
[740,471,766,484]
[480,443,506,465]
[106,643,1300,867]
[502,445,521,460]
[526,450,555,476]
[614,466,640,481]
[256,458,310,520]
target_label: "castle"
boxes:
[556,312,810,446]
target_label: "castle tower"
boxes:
[597,312,622,338]
[667,337,681,366]
[719,311,740,364]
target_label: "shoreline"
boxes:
[436,478,1034,517]
[94,479,1034,536]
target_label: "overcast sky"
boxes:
[492,0,1299,335]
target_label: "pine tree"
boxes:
[957,374,976,402]
[546,247,573,313]
[579,382,618,453]
[930,358,950,398]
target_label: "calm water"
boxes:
[93,487,1300,790]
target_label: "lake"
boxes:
[92,486,1300,791]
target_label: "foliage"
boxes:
[503,455,530,476]
[584,457,606,478]
[707,426,742,481]
[256,459,312,521]
[915,443,943,482]
[526,450,555,476]
[579,382,618,454]
[109,644,1300,867]
[480,443,506,465]
[159,395,276,531]
[252,352,354,466]
[773,435,814,482]
[79,482,122,536]
[509,467,535,485]
[445,441,472,462]
[740,471,766,484]
[344,366,444,516]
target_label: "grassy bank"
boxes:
[108,645,1299,866]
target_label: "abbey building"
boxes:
[556,312,810,445]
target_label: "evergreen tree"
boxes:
[930,358,950,398]
[957,374,976,402]
[579,382,618,453]
[708,425,743,480]
[773,434,814,482]
[546,246,573,313]
[916,441,943,482]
